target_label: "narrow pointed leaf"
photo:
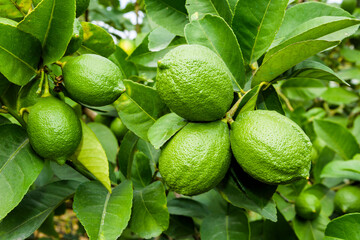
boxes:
[73,180,133,240]
[114,80,169,141]
[18,0,76,65]
[186,0,233,24]
[232,0,288,64]
[148,113,187,149]
[314,119,360,160]
[0,124,43,220]
[252,40,339,87]
[129,181,169,238]
[70,121,112,192]
[0,180,80,240]
[257,85,285,115]
[200,206,250,240]
[144,0,188,36]
[0,23,41,85]
[185,14,245,89]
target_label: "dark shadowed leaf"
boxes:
[167,198,209,218]
[131,152,152,189]
[118,131,139,179]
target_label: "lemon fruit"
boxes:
[295,193,321,220]
[62,54,125,106]
[156,45,234,122]
[341,0,357,13]
[76,0,90,17]
[26,97,82,164]
[65,19,83,56]
[230,110,312,184]
[110,117,128,141]
[94,114,113,126]
[334,185,360,213]
[159,121,231,196]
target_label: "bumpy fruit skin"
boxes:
[65,19,83,56]
[295,193,322,220]
[334,186,360,213]
[159,121,231,196]
[26,97,82,164]
[230,110,312,184]
[62,54,125,106]
[156,45,234,122]
[76,0,90,17]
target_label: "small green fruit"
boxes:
[110,118,128,141]
[341,0,357,14]
[334,185,360,213]
[230,110,312,184]
[295,193,322,220]
[156,45,234,122]
[62,54,125,106]
[159,121,231,196]
[26,97,82,164]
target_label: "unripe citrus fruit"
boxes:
[62,54,125,106]
[156,45,234,122]
[341,0,357,13]
[76,0,90,17]
[230,110,312,184]
[94,114,113,126]
[159,121,231,196]
[334,185,360,213]
[65,19,83,56]
[295,193,321,220]
[26,97,82,164]
[110,117,128,141]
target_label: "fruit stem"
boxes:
[36,70,45,94]
[276,191,295,204]
[54,61,65,68]
[276,87,294,112]
[41,74,51,98]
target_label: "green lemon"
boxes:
[26,97,82,164]
[159,121,231,196]
[94,114,113,126]
[156,45,234,122]
[230,110,312,185]
[65,19,83,56]
[334,185,360,213]
[76,0,90,17]
[62,54,125,106]
[341,0,357,13]
[295,193,322,220]
[110,117,128,141]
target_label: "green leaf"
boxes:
[185,14,245,90]
[237,84,263,115]
[118,131,139,179]
[136,138,161,168]
[276,2,354,42]
[144,0,188,36]
[109,46,138,79]
[0,180,80,240]
[148,26,176,52]
[325,213,360,240]
[129,181,169,238]
[257,85,285,115]
[114,80,169,141]
[131,152,152,189]
[321,160,360,181]
[165,215,195,239]
[232,0,288,64]
[313,147,335,184]
[17,0,75,65]
[281,79,327,101]
[201,205,250,240]
[337,67,360,80]
[0,23,41,85]
[0,115,11,125]
[50,161,89,183]
[268,16,360,57]
[70,121,112,192]
[293,215,330,240]
[0,124,43,220]
[148,113,187,149]
[88,122,119,164]
[314,119,360,160]
[321,87,358,105]
[73,180,133,240]
[186,0,233,25]
[0,73,10,96]
[167,198,209,218]
[79,22,116,57]
[218,164,277,222]
[273,193,296,222]
[0,0,32,19]
[341,47,360,65]
[252,40,339,87]
[352,115,360,145]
